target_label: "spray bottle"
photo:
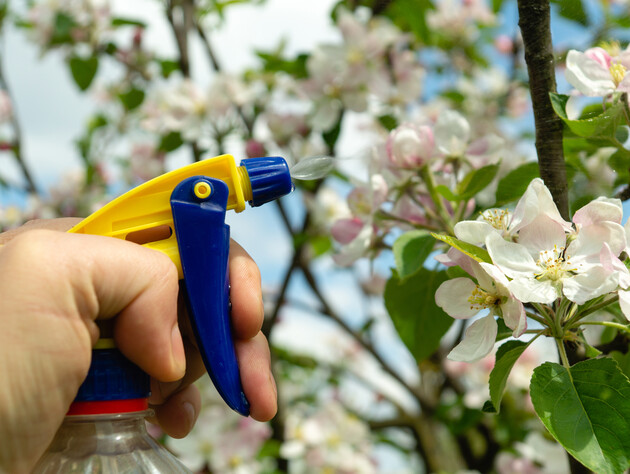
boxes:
[32,154,293,473]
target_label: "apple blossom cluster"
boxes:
[140,76,254,144]
[25,0,113,50]
[302,7,424,131]
[426,0,495,45]
[280,402,376,473]
[435,178,630,362]
[331,110,505,265]
[163,377,379,473]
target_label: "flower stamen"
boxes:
[467,285,499,310]
[534,245,577,281]
[480,209,509,229]
[610,63,627,87]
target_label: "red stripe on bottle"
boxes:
[67,398,148,416]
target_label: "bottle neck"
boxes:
[50,411,155,453]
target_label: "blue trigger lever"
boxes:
[170,175,250,416]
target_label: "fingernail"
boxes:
[171,324,186,376]
[183,401,197,433]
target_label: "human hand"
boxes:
[0,219,277,473]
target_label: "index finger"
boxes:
[0,218,81,244]
[229,239,264,340]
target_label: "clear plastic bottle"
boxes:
[32,410,190,473]
[32,341,191,473]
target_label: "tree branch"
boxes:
[517,0,569,219]
[165,0,202,162]
[0,53,37,194]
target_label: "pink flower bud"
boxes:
[494,34,513,55]
[331,217,364,244]
[386,123,434,168]
[133,27,144,47]
[245,139,266,159]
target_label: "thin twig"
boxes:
[165,0,202,162]
[193,18,255,136]
[0,49,37,193]
[299,263,433,414]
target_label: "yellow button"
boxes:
[194,181,212,199]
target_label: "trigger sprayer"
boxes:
[32,154,293,473]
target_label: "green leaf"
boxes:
[158,131,183,152]
[550,92,627,140]
[431,233,491,263]
[87,114,108,132]
[393,230,435,280]
[495,162,539,205]
[491,0,504,12]
[255,50,309,79]
[378,114,398,131]
[435,184,458,201]
[495,317,513,342]
[118,88,145,111]
[530,359,630,473]
[50,12,77,45]
[384,268,453,363]
[322,111,343,152]
[69,55,99,91]
[111,17,146,27]
[551,0,588,25]
[487,340,528,413]
[455,163,500,200]
[309,235,332,257]
[612,351,630,379]
[158,59,180,78]
[384,0,433,44]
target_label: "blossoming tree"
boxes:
[2,0,630,472]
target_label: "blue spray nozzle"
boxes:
[242,157,294,207]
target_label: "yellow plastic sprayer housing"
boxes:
[68,154,253,277]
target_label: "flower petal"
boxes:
[517,214,567,258]
[435,278,480,319]
[435,247,477,277]
[508,277,559,304]
[478,262,511,296]
[573,197,623,226]
[501,297,527,337]
[509,178,571,234]
[600,242,630,289]
[447,315,497,363]
[434,110,470,156]
[618,289,630,322]
[561,266,619,305]
[486,232,539,278]
[454,220,498,245]
[332,223,373,266]
[565,49,615,96]
[568,221,627,261]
